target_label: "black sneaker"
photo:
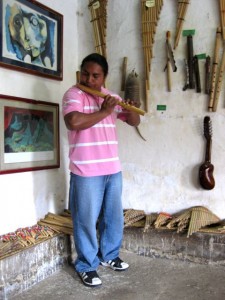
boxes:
[101,257,129,271]
[79,271,102,287]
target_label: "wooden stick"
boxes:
[166,31,172,92]
[208,27,222,111]
[76,83,146,115]
[121,57,128,91]
[76,71,80,84]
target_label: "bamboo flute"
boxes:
[212,46,225,111]
[208,27,221,111]
[166,31,172,92]
[212,0,225,111]
[76,83,146,115]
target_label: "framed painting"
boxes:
[0,0,63,80]
[0,94,60,174]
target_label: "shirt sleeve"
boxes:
[62,87,84,117]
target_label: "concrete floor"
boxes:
[13,250,225,300]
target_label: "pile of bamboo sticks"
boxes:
[0,224,56,260]
[174,0,190,49]
[88,0,108,57]
[38,211,73,235]
[141,0,164,111]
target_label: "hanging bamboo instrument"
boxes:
[208,27,222,111]
[141,0,164,111]
[174,0,190,49]
[212,1,225,112]
[88,0,107,57]
[212,46,225,112]
[220,0,225,39]
[76,83,146,115]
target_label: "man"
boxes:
[62,53,140,287]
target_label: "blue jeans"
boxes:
[69,172,124,273]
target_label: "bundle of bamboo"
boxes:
[38,211,73,235]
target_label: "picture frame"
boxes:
[0,0,63,80]
[0,94,60,174]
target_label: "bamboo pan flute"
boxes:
[187,206,220,237]
[88,0,107,57]
[141,0,164,112]
[76,83,146,115]
[174,0,190,49]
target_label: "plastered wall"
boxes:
[77,0,225,218]
[0,0,225,236]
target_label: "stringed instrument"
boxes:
[199,116,215,190]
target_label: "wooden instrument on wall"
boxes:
[141,0,164,111]
[208,27,221,111]
[212,1,225,111]
[174,0,190,49]
[199,116,215,190]
[88,0,108,57]
[76,83,146,115]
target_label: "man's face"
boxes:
[80,62,105,91]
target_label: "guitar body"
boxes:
[199,161,215,190]
[199,116,215,190]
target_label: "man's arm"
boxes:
[64,94,118,130]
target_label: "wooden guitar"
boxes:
[199,116,215,190]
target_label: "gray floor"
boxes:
[13,250,225,300]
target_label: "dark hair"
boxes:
[81,53,108,76]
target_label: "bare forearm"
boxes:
[64,110,108,130]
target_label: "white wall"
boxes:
[0,0,79,235]
[0,0,225,236]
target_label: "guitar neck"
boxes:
[205,138,212,162]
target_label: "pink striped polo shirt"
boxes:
[62,85,127,176]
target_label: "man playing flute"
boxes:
[62,53,140,287]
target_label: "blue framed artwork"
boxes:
[0,0,63,80]
[0,94,60,174]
